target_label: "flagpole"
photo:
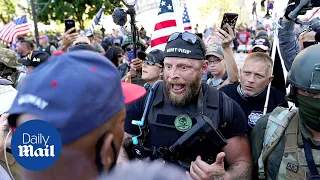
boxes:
[263,19,279,115]
[30,0,40,47]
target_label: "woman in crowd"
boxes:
[104,47,125,67]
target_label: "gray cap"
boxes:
[98,160,188,180]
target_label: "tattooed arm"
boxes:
[221,135,252,180]
[188,135,252,180]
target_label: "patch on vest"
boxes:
[174,114,192,132]
[286,162,299,173]
[248,111,263,128]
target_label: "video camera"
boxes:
[287,0,320,24]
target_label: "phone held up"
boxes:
[220,13,238,33]
[65,19,76,33]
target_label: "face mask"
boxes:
[297,94,320,131]
[95,132,119,174]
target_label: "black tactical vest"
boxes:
[142,82,232,167]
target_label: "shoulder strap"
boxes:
[257,107,298,179]
[220,92,233,128]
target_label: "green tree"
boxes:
[198,0,240,24]
[37,0,122,29]
[0,0,17,24]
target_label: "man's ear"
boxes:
[202,60,209,75]
[100,133,114,172]
[269,75,274,83]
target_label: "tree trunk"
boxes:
[0,14,8,24]
[78,19,84,30]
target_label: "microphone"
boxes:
[112,8,127,26]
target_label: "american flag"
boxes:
[150,0,179,51]
[182,5,192,32]
[86,6,105,36]
[0,16,30,44]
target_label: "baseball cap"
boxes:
[164,32,206,60]
[69,44,95,52]
[251,38,271,51]
[38,35,49,41]
[205,42,224,59]
[8,50,146,144]
[18,50,50,67]
[138,49,164,66]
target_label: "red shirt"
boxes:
[238,31,251,45]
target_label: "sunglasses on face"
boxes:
[143,60,162,67]
[167,32,206,57]
[117,54,123,58]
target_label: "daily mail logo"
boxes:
[18,133,55,157]
[11,120,62,171]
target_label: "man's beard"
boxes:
[164,74,202,106]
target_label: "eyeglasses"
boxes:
[208,58,222,64]
[117,54,123,58]
[167,32,206,57]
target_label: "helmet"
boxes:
[287,44,320,94]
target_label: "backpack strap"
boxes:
[277,112,299,179]
[257,107,298,179]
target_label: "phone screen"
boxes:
[65,19,76,33]
[221,13,238,32]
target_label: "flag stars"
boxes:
[167,4,172,10]
[161,1,166,6]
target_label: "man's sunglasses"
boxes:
[167,32,206,57]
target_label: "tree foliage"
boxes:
[198,0,240,24]
[0,0,17,24]
[37,0,122,29]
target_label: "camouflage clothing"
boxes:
[0,48,21,68]
[251,111,320,180]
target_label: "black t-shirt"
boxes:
[125,84,248,165]
[219,83,288,133]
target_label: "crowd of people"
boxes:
[0,1,319,180]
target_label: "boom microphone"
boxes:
[112,8,127,26]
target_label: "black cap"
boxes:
[18,51,50,67]
[164,34,205,60]
[138,49,164,66]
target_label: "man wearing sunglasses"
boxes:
[251,44,320,180]
[6,51,146,180]
[138,49,164,87]
[121,31,252,180]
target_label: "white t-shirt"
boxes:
[0,85,17,115]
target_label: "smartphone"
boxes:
[221,13,238,32]
[65,19,76,33]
